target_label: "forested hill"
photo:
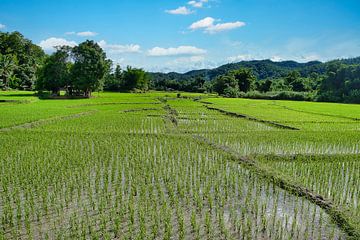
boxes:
[150,58,360,82]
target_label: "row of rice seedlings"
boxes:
[260,154,360,221]
[25,109,166,134]
[168,99,360,156]
[0,132,346,239]
[204,97,355,124]
[200,131,360,156]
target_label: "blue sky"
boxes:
[1,0,360,72]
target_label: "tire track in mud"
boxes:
[192,134,360,239]
[0,111,97,132]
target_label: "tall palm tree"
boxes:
[0,54,17,90]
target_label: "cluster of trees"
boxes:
[0,31,149,97]
[0,32,45,90]
[212,69,256,97]
[151,58,360,103]
[103,65,149,92]
[318,63,360,103]
[37,41,109,97]
[1,30,359,103]
[37,41,149,97]
[152,74,211,93]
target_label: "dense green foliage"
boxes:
[0,30,359,103]
[150,58,360,103]
[71,40,109,97]
[318,63,360,103]
[104,66,149,92]
[0,31,149,97]
[36,41,149,97]
[36,46,72,95]
[213,68,256,97]
[0,31,45,90]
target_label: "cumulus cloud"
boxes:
[148,46,207,57]
[166,6,194,15]
[98,40,141,53]
[227,54,255,62]
[0,24,6,29]
[38,37,77,51]
[65,31,98,37]
[188,0,208,8]
[189,17,215,30]
[189,17,245,33]
[148,55,219,73]
[206,21,245,33]
[77,31,98,37]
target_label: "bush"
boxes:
[344,89,360,103]
[272,91,315,101]
[223,87,240,98]
[238,91,315,101]
[316,91,343,103]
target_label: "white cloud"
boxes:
[38,37,77,51]
[76,31,98,37]
[166,6,194,15]
[270,54,321,63]
[189,17,215,30]
[270,55,284,62]
[148,46,207,57]
[148,55,219,73]
[227,54,255,62]
[189,17,245,33]
[206,21,245,34]
[298,54,320,62]
[65,31,98,37]
[0,24,6,29]
[98,40,141,53]
[188,0,208,8]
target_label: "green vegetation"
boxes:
[1,29,359,103]
[151,58,360,103]
[0,31,45,90]
[0,31,149,97]
[0,91,359,239]
[0,29,359,239]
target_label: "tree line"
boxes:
[0,30,359,103]
[151,60,360,103]
[0,31,149,97]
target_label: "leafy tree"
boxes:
[213,75,237,95]
[36,46,71,95]
[285,70,301,86]
[223,86,240,98]
[104,65,124,91]
[122,66,149,91]
[270,79,291,91]
[0,54,17,90]
[0,31,45,89]
[231,68,256,93]
[290,78,311,92]
[71,40,108,97]
[256,79,272,92]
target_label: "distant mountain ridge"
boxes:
[150,57,360,82]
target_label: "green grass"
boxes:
[0,91,358,239]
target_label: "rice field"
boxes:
[0,91,359,239]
